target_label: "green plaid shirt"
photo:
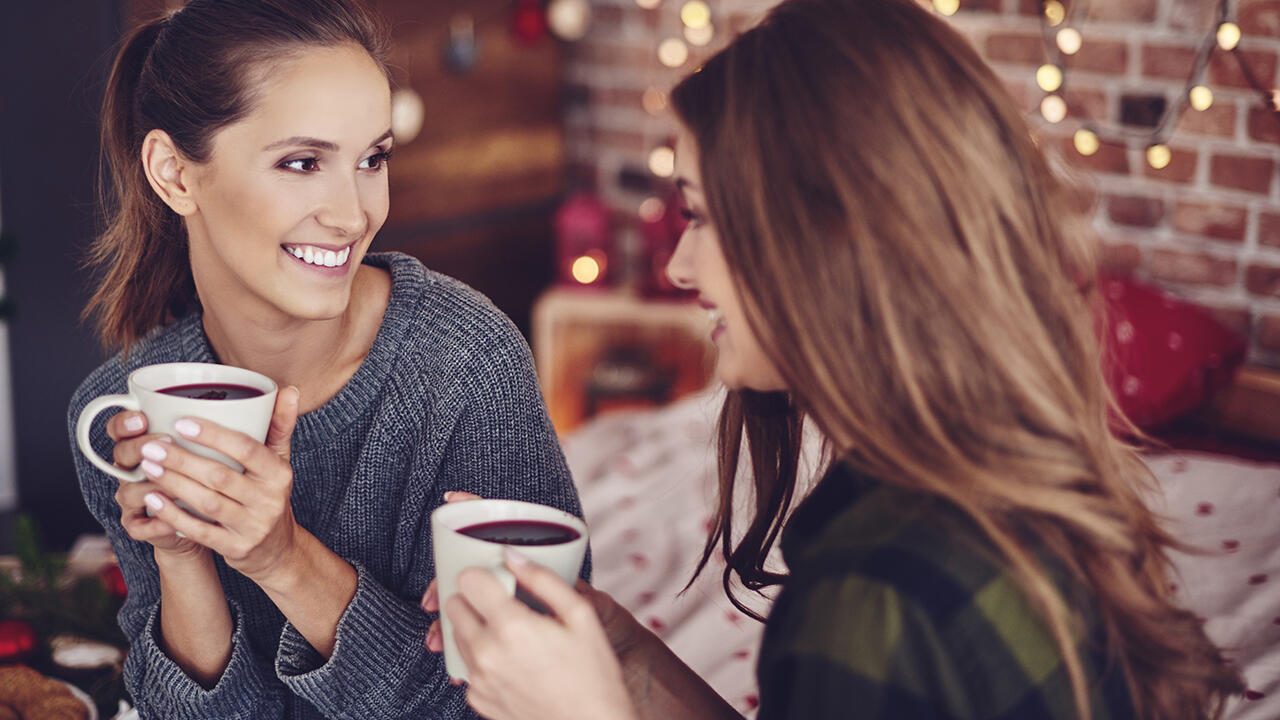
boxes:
[756,463,1134,719]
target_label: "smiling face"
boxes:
[666,128,787,393]
[181,43,392,324]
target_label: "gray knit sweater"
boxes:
[67,252,587,719]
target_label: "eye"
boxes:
[280,157,320,173]
[359,150,393,171]
[679,207,704,227]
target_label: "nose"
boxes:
[665,230,697,291]
[317,174,366,238]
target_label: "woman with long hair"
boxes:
[424,0,1243,718]
[68,1,583,717]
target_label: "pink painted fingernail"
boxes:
[504,548,530,567]
[141,442,167,461]
[174,419,200,438]
[140,459,164,478]
[144,493,164,511]
[124,415,144,432]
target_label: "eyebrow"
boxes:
[262,129,394,153]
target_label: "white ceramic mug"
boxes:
[431,499,589,681]
[75,362,278,482]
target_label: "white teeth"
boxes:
[303,246,315,263]
[324,250,338,267]
[291,247,304,259]
[286,245,353,268]
[338,247,350,265]
[707,308,724,327]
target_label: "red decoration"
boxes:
[0,620,37,662]
[100,563,128,598]
[511,0,548,45]
[554,191,613,288]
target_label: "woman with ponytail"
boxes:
[425,1,1244,719]
[68,1,584,718]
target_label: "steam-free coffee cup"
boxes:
[431,499,589,681]
[75,362,278,483]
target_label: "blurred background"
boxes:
[1,0,1279,553]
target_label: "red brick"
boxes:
[1062,136,1130,175]
[1142,44,1197,80]
[594,87,646,110]
[1016,0,1039,16]
[1177,102,1237,138]
[594,129,649,154]
[1247,105,1280,144]
[1210,153,1276,194]
[1107,194,1165,227]
[1259,211,1280,248]
[1084,0,1156,23]
[1260,314,1280,351]
[1064,87,1107,121]
[1240,0,1280,38]
[1099,241,1142,275]
[1149,249,1238,286]
[984,32,1046,66]
[959,0,1002,12]
[1068,40,1128,75]
[1246,263,1280,298]
[1172,200,1249,242]
[1170,0,1221,31]
[1208,49,1279,91]
[1143,147,1198,184]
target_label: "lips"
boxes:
[282,243,352,268]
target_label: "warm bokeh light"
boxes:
[636,0,661,9]
[1056,28,1082,55]
[571,253,604,284]
[933,0,959,16]
[684,23,715,46]
[1147,144,1172,170]
[1036,64,1064,93]
[639,197,666,223]
[1044,0,1065,26]
[390,89,425,144]
[649,146,676,177]
[1073,128,1100,156]
[547,0,591,41]
[1217,22,1241,51]
[658,38,689,67]
[1189,85,1214,111]
[642,87,668,115]
[680,1,711,29]
[1040,94,1067,123]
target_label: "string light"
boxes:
[1147,144,1172,170]
[1036,64,1064,93]
[1043,0,1065,26]
[1217,22,1241,51]
[1073,128,1100,156]
[1189,85,1214,111]
[1056,28,1082,55]
[649,146,676,177]
[1041,95,1067,123]
[933,0,959,16]
[684,23,715,46]
[639,197,666,222]
[571,252,605,284]
[642,87,668,115]
[680,1,711,29]
[658,38,689,67]
[636,0,661,9]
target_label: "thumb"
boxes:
[266,386,300,462]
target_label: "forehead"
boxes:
[219,44,391,151]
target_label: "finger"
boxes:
[106,411,149,442]
[124,515,182,543]
[424,619,443,652]
[264,386,300,463]
[443,491,482,503]
[444,593,487,670]
[112,434,172,471]
[420,580,438,612]
[171,417,281,483]
[138,440,255,514]
[456,566,535,624]
[504,549,595,629]
[141,492,231,550]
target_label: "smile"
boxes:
[283,244,351,268]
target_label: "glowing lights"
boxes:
[389,89,425,144]
[636,0,661,9]
[642,87,668,115]
[933,0,959,16]
[1217,22,1241,51]
[1040,95,1067,123]
[658,38,689,67]
[1147,144,1172,170]
[639,197,666,223]
[1044,1,1066,26]
[547,0,591,41]
[1056,28,1082,55]
[1036,64,1064,93]
[684,23,715,46]
[1189,85,1214,111]
[648,146,676,177]
[680,1,711,29]
[571,252,605,284]
[1073,128,1100,156]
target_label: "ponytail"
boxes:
[85,15,196,353]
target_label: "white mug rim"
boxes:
[127,362,278,399]
[432,499,588,547]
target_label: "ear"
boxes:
[141,129,198,217]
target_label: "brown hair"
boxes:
[86,0,389,352]
[671,1,1243,718]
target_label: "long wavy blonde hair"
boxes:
[670,1,1243,718]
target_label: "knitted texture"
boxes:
[67,252,587,719]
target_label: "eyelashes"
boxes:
[277,148,393,173]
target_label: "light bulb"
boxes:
[680,1,711,29]
[1147,144,1172,170]
[636,0,661,9]
[1037,64,1064,93]
[1217,22,1241,51]
[1041,95,1067,123]
[571,254,603,284]
[933,0,959,16]
[1189,85,1214,111]
[658,38,689,68]
[1056,28,1082,55]
[1044,1,1066,26]
[684,23,714,46]
[547,0,591,41]
[649,146,676,177]
[1073,128,1100,156]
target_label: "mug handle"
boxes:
[75,394,145,482]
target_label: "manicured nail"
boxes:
[174,419,200,438]
[443,491,457,501]
[159,436,174,444]
[504,548,530,568]
[124,415,144,432]
[144,493,164,511]
[140,459,164,478]
[141,442,167,462]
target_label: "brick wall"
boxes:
[564,0,1280,367]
